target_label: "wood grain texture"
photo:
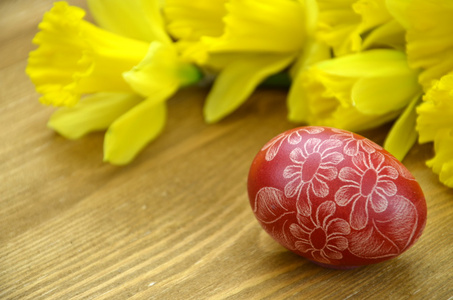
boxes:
[1,1,452,299]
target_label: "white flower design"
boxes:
[335,151,399,230]
[283,138,343,216]
[261,127,324,161]
[290,201,351,264]
[384,152,416,181]
[331,128,382,156]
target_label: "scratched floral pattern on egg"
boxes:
[251,187,298,251]
[384,152,417,181]
[331,128,382,156]
[261,126,324,161]
[248,126,427,267]
[335,151,399,230]
[289,201,350,264]
[283,138,343,216]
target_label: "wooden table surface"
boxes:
[1,1,452,299]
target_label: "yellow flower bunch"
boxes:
[26,0,453,188]
[27,1,201,165]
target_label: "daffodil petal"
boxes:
[123,41,201,100]
[123,42,179,99]
[287,78,311,123]
[384,94,421,161]
[302,0,319,35]
[203,53,296,123]
[317,0,394,55]
[426,129,453,188]
[87,0,170,44]
[48,92,142,139]
[164,0,227,41]
[316,49,414,78]
[362,19,405,51]
[104,99,166,165]
[163,0,227,64]
[352,73,420,115]
[385,0,411,29]
[290,39,331,79]
[353,0,393,34]
[331,106,400,131]
[288,40,331,123]
[316,0,360,55]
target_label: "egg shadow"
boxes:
[256,230,421,298]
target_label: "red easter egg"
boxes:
[248,126,427,268]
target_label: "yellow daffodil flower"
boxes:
[165,0,306,123]
[317,0,405,56]
[26,2,149,107]
[416,73,453,187]
[26,1,201,165]
[387,0,453,185]
[288,49,421,134]
[387,0,453,91]
[25,0,453,189]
